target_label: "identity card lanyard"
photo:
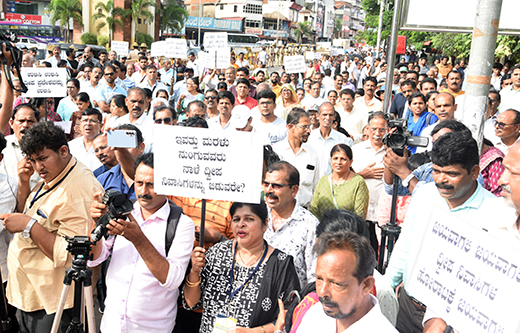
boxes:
[227,240,268,315]
[328,174,339,209]
[26,161,77,212]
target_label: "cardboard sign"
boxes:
[304,51,314,61]
[151,41,167,57]
[407,208,520,333]
[165,38,188,59]
[203,32,228,50]
[199,51,215,69]
[111,41,129,57]
[21,68,67,98]
[216,47,231,69]
[284,55,306,74]
[154,125,263,203]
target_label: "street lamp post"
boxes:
[198,0,202,46]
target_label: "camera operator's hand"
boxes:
[107,214,144,244]
[90,191,107,223]
[1,43,14,67]
[1,213,31,233]
[383,148,410,180]
[357,162,384,180]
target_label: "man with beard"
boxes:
[263,161,319,288]
[78,46,101,68]
[295,230,397,333]
[385,131,501,333]
[354,77,383,116]
[273,108,320,208]
[269,72,282,98]
[95,64,127,113]
[204,89,219,119]
[440,70,464,98]
[92,133,118,177]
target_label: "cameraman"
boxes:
[89,153,195,332]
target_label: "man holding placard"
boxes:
[385,131,503,333]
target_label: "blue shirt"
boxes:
[93,164,111,178]
[96,164,136,200]
[159,68,175,86]
[123,77,135,89]
[94,82,128,104]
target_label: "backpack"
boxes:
[165,200,183,254]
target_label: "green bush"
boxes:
[80,33,98,45]
[137,33,154,48]
[97,36,109,47]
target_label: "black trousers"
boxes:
[396,287,426,333]
[366,220,380,261]
[173,307,202,333]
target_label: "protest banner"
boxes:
[314,52,322,60]
[54,121,72,134]
[111,41,129,57]
[154,125,263,203]
[150,41,167,57]
[406,208,520,333]
[21,67,67,98]
[304,51,314,61]
[284,55,306,74]
[165,38,188,59]
[216,47,231,69]
[203,32,228,50]
[199,51,215,69]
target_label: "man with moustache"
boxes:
[207,91,235,131]
[385,131,501,333]
[273,108,320,209]
[491,109,520,155]
[440,70,464,98]
[354,77,382,117]
[262,161,319,288]
[114,87,154,149]
[295,230,397,333]
[92,133,118,177]
[204,89,219,119]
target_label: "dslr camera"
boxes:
[382,118,429,156]
[0,30,28,93]
[91,190,133,242]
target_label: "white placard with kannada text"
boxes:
[151,41,167,57]
[165,38,188,59]
[111,41,129,57]
[154,125,263,203]
[284,55,306,74]
[199,51,215,70]
[203,32,228,50]
[406,208,520,333]
[21,67,67,98]
[314,52,322,60]
[216,47,231,69]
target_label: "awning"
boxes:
[262,11,290,21]
[290,2,303,11]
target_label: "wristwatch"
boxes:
[402,173,416,188]
[22,218,38,239]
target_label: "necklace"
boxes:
[237,243,266,267]
[332,169,351,186]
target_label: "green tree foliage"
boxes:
[98,35,109,47]
[294,21,313,44]
[81,33,98,45]
[132,0,156,43]
[92,0,131,45]
[137,33,154,48]
[334,19,343,38]
[48,0,82,43]
[159,1,188,36]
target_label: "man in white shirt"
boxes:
[273,108,320,208]
[308,102,353,178]
[296,229,397,333]
[337,89,367,143]
[258,47,268,66]
[252,90,287,144]
[492,109,520,155]
[138,65,168,98]
[80,66,103,105]
[186,52,200,78]
[68,109,103,171]
[89,153,195,333]
[207,91,235,131]
[354,76,383,116]
[131,56,149,85]
[236,52,250,68]
[499,64,520,112]
[301,82,326,111]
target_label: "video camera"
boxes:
[0,30,28,93]
[382,118,429,156]
[91,190,133,243]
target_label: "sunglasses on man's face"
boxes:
[155,117,172,124]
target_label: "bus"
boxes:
[0,21,64,44]
[227,33,260,48]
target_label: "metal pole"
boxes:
[462,0,503,152]
[382,0,402,114]
[198,0,202,46]
[376,0,384,58]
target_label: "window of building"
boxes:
[234,5,238,12]
[16,3,38,14]
[245,19,261,28]
[244,4,262,14]
[220,4,224,10]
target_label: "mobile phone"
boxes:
[107,129,138,148]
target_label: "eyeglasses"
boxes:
[204,96,216,100]
[219,78,226,81]
[259,101,274,106]
[81,119,100,124]
[370,127,388,133]
[155,117,172,124]
[494,121,515,129]
[295,124,311,130]
[262,181,293,190]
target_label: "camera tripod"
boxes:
[50,236,96,333]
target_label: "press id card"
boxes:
[213,315,237,333]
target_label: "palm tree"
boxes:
[159,1,188,38]
[294,21,313,45]
[92,0,131,46]
[48,0,82,43]
[131,0,156,44]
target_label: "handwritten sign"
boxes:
[203,32,228,50]
[154,125,263,203]
[165,38,187,59]
[111,41,129,57]
[21,68,67,98]
[314,52,322,60]
[216,47,231,69]
[199,51,214,69]
[151,41,167,57]
[407,208,520,333]
[284,55,306,74]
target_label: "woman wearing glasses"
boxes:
[183,201,300,333]
[105,94,129,129]
[176,77,204,122]
[310,144,369,220]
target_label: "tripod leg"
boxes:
[83,286,96,333]
[50,284,71,333]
